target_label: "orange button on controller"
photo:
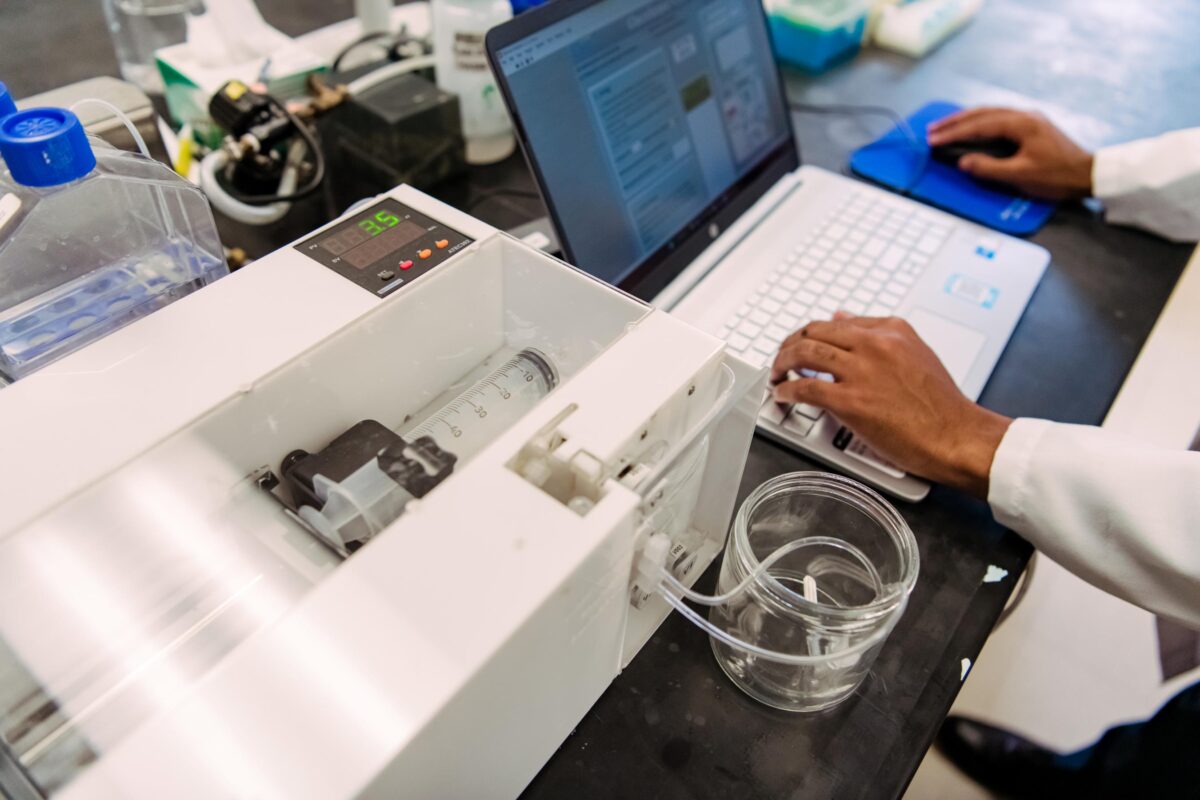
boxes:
[418,249,433,259]
[435,239,449,249]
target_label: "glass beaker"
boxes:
[101,0,204,94]
[709,472,919,712]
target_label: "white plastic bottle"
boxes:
[431,0,516,165]
[355,0,393,36]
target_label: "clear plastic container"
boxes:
[764,0,871,73]
[709,472,919,712]
[100,0,203,94]
[0,107,226,383]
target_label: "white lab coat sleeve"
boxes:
[1092,128,1200,243]
[988,418,1200,629]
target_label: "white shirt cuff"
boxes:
[1092,143,1142,202]
[987,417,1054,531]
[1090,130,1200,242]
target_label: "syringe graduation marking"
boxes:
[409,350,557,445]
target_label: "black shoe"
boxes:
[936,716,1092,799]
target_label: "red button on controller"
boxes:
[399,260,414,270]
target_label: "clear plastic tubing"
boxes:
[651,534,901,666]
[406,348,558,461]
[657,584,905,667]
[659,536,883,608]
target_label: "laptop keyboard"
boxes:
[719,190,953,369]
[718,190,953,458]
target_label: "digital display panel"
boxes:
[319,226,371,256]
[342,221,427,269]
[295,197,474,298]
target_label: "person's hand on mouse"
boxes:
[771,314,1012,498]
[927,108,1095,200]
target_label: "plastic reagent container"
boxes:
[706,472,919,712]
[431,0,517,165]
[765,0,870,73]
[0,107,227,383]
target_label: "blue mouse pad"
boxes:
[849,101,1057,236]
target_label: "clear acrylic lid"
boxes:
[0,233,652,795]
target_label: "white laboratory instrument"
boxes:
[0,185,763,798]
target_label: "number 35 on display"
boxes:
[358,211,401,237]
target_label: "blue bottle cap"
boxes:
[0,108,96,188]
[0,82,15,119]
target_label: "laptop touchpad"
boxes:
[907,309,986,386]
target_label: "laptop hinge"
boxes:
[652,171,805,311]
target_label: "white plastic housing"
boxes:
[0,186,763,799]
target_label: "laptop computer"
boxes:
[486,0,1049,502]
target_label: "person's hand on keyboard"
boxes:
[770,314,1012,498]
[927,108,1094,201]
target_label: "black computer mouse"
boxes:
[930,137,1021,167]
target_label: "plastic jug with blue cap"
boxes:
[0,104,227,384]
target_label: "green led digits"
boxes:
[357,211,401,238]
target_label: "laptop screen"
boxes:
[491,0,795,296]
